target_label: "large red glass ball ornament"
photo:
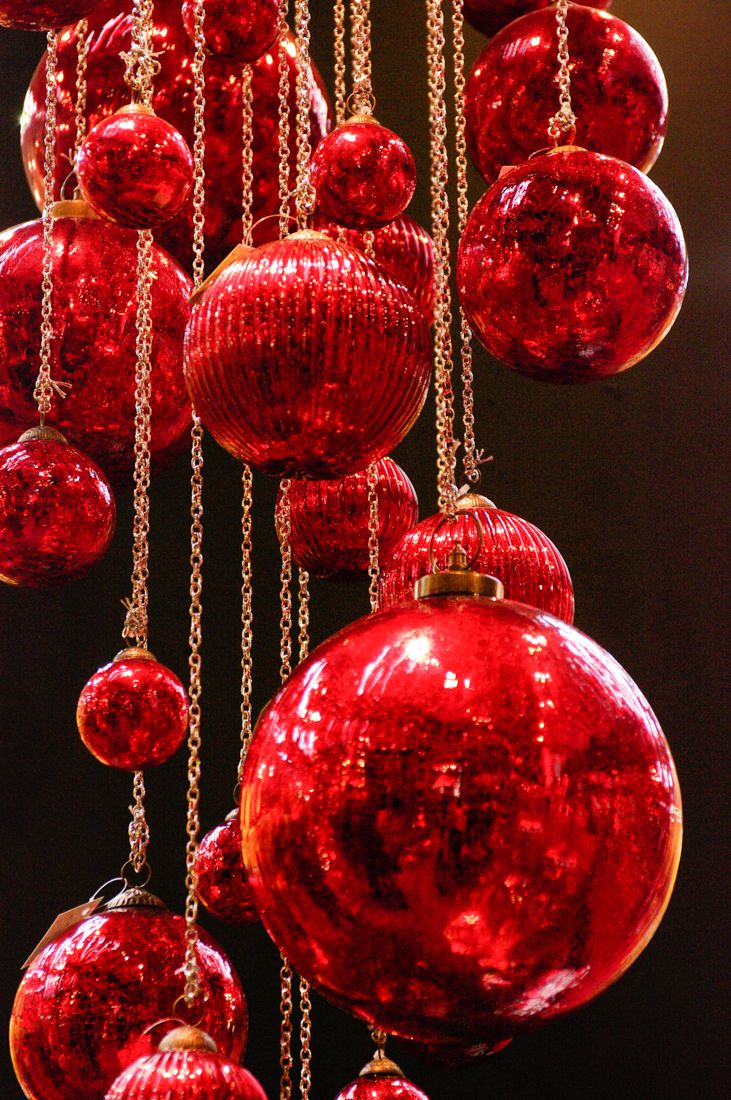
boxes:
[466,6,668,184]
[195,813,259,927]
[0,431,115,587]
[311,118,417,229]
[22,1,332,269]
[456,148,688,382]
[462,0,611,39]
[77,649,189,770]
[286,458,419,579]
[0,210,191,484]
[181,0,279,63]
[241,592,682,1049]
[11,890,247,1100]
[0,0,100,30]
[185,231,431,477]
[77,106,193,229]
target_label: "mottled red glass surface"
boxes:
[185,232,431,477]
[315,213,436,323]
[286,458,419,578]
[0,213,191,484]
[379,504,574,621]
[337,1076,429,1100]
[77,109,193,229]
[466,7,667,184]
[106,1049,267,1100]
[242,596,682,1049]
[312,120,417,229]
[195,816,260,927]
[462,0,611,39]
[181,0,279,63]
[11,904,247,1100]
[406,1036,512,1065]
[0,438,115,587]
[22,1,332,269]
[77,655,189,770]
[457,148,688,382]
[0,0,99,30]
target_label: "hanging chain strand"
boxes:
[191,0,207,289]
[333,0,348,125]
[236,465,254,794]
[293,0,316,227]
[297,567,310,663]
[548,0,576,143]
[122,0,159,107]
[278,0,292,237]
[370,1026,388,1054]
[276,480,294,1099]
[367,462,380,612]
[72,20,90,169]
[296,565,313,1097]
[240,64,254,246]
[127,770,150,875]
[350,0,374,114]
[279,955,294,1100]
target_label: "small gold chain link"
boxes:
[370,1026,388,1053]
[361,228,375,260]
[299,974,313,1099]
[191,0,207,288]
[297,567,310,663]
[367,462,380,612]
[279,956,294,1100]
[293,0,315,226]
[278,0,292,237]
[122,0,159,107]
[236,465,254,793]
[128,770,150,874]
[72,20,89,168]
[350,0,375,115]
[333,0,348,125]
[548,0,576,143]
[240,65,254,246]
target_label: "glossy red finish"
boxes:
[181,0,279,63]
[106,1048,267,1100]
[77,109,193,230]
[336,1076,429,1100]
[241,596,682,1049]
[11,902,247,1100]
[195,816,260,927]
[77,655,189,770]
[456,148,688,382]
[185,232,431,477]
[406,1036,512,1065]
[0,214,191,485]
[379,504,574,622]
[22,1,332,269]
[286,458,419,578]
[0,438,115,587]
[312,120,417,229]
[0,0,99,30]
[462,0,611,39]
[466,7,668,184]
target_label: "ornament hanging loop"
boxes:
[427,509,485,574]
[547,0,577,143]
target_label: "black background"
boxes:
[0,2,728,1098]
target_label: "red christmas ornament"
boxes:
[465,6,668,183]
[0,429,115,587]
[379,494,574,622]
[185,231,431,477]
[21,0,332,269]
[11,889,247,1100]
[195,813,259,927]
[336,1053,429,1100]
[406,1036,512,1065]
[181,0,279,63]
[241,567,682,1050]
[0,0,100,30]
[0,207,192,484]
[312,118,417,229]
[462,0,611,39]
[456,147,688,382]
[286,458,419,579]
[77,105,193,229]
[76,649,189,770]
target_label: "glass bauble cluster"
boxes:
[462,0,611,39]
[195,813,259,927]
[182,0,279,63]
[0,0,100,30]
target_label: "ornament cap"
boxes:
[159,1025,218,1054]
[51,198,97,220]
[345,112,380,127]
[190,242,253,303]
[359,1052,405,1078]
[103,887,166,912]
[113,646,158,663]
[18,425,67,445]
[117,102,156,117]
[456,490,495,511]
[544,143,588,157]
[225,807,239,822]
[415,544,505,601]
[288,228,328,242]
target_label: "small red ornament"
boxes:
[457,147,688,382]
[462,0,611,39]
[195,813,259,927]
[181,0,279,63]
[465,6,668,183]
[336,1053,429,1100]
[76,648,189,770]
[185,231,431,477]
[311,118,417,229]
[0,0,99,30]
[11,888,247,1100]
[77,105,193,230]
[286,458,419,579]
[0,429,115,587]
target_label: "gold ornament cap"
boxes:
[456,490,495,512]
[113,646,157,664]
[103,887,166,912]
[18,425,67,445]
[191,242,254,304]
[159,1026,218,1054]
[415,544,504,601]
[51,198,98,220]
[117,102,156,118]
[359,1052,406,1078]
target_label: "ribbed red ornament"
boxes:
[0,210,191,484]
[185,231,431,477]
[286,458,418,578]
[337,1074,429,1100]
[466,7,667,183]
[105,1032,266,1100]
[0,0,100,30]
[462,0,611,39]
[181,0,279,63]
[195,815,259,927]
[457,148,688,382]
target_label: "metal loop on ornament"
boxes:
[171,993,206,1029]
[88,876,127,903]
[345,91,377,118]
[119,859,152,890]
[140,1016,188,1041]
[428,510,485,575]
[250,210,300,238]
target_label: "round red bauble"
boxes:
[462,0,611,39]
[185,231,431,477]
[77,106,193,229]
[0,0,99,30]
[241,593,682,1049]
[456,147,688,382]
[286,458,418,578]
[181,0,279,63]
[466,6,668,183]
[312,118,417,229]
[195,814,259,926]
[0,208,191,484]
[337,1075,429,1100]
[11,889,247,1100]
[0,431,115,587]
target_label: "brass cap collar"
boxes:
[415,545,504,601]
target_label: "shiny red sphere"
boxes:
[0,437,115,587]
[379,503,574,621]
[195,816,260,926]
[312,119,417,229]
[286,458,419,578]
[185,232,431,477]
[0,212,191,484]
[337,1076,429,1100]
[466,6,668,183]
[241,595,682,1049]
[457,148,688,382]
[0,0,100,30]
[181,0,279,63]
[77,108,193,229]
[11,898,247,1100]
[106,1047,267,1100]
[462,0,611,39]
[77,653,189,770]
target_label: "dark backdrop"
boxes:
[0,2,728,1098]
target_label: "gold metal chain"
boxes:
[127,770,150,876]
[236,465,254,793]
[279,956,294,1100]
[370,1026,387,1054]
[293,0,315,227]
[548,0,576,143]
[297,568,310,663]
[333,0,348,125]
[191,0,207,289]
[72,20,90,168]
[240,65,254,246]
[278,0,292,238]
[367,462,380,612]
[350,0,374,114]
[122,0,159,107]
[299,974,313,1099]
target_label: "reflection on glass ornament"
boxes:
[0,0,100,30]
[336,1052,430,1100]
[195,813,259,927]
[462,0,611,40]
[181,0,279,63]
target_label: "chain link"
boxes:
[236,465,255,793]
[299,974,313,1099]
[72,20,90,168]
[297,568,310,663]
[333,0,348,125]
[350,0,374,115]
[367,462,380,612]
[279,956,294,1100]
[548,0,576,143]
[293,0,315,226]
[122,0,159,107]
[191,0,207,287]
[361,229,375,260]
[278,0,292,237]
[370,1026,387,1053]
[128,770,150,874]
[240,64,254,246]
